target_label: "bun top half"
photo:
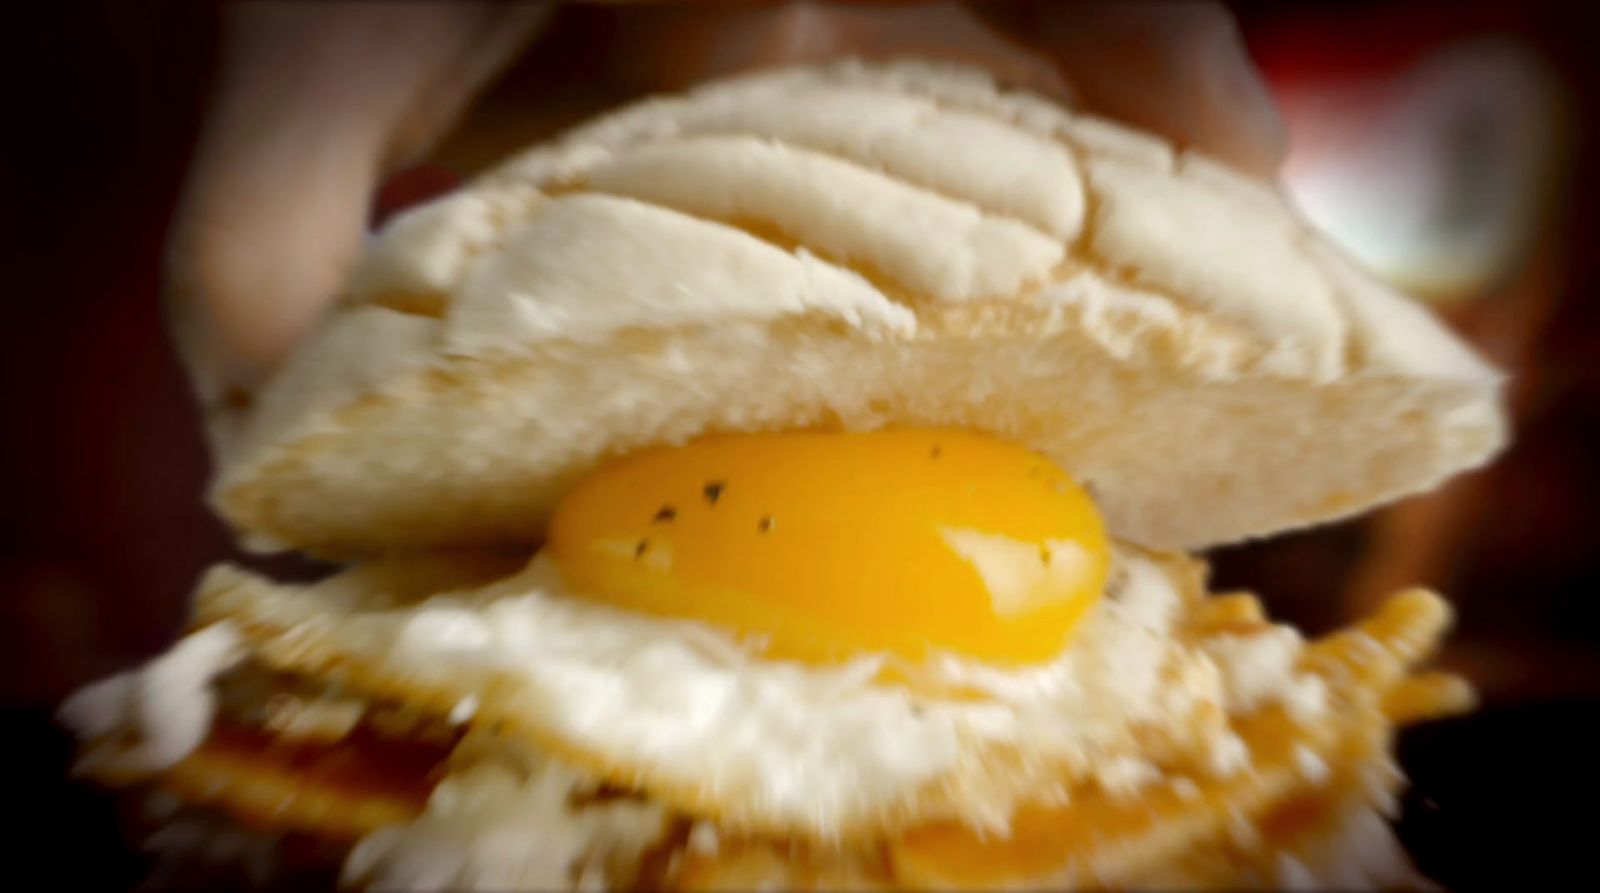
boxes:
[206,60,1506,558]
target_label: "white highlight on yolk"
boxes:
[941,529,1099,619]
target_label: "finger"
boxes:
[969,1,1287,177]
[588,1,1070,100]
[166,2,550,407]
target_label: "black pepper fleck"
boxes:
[758,515,774,533]
[652,505,677,524]
[634,539,649,558]
[703,481,725,505]
[930,446,942,459]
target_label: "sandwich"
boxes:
[61,59,1506,890]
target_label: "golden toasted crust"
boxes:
[148,728,435,842]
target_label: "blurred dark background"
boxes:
[6,1,1598,888]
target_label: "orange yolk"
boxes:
[546,429,1109,665]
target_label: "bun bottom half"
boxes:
[98,757,1428,892]
[66,573,1459,892]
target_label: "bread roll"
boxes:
[207,60,1505,557]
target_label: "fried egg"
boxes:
[174,430,1331,840]
[60,427,1471,890]
[547,428,1110,665]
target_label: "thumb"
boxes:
[166,2,550,409]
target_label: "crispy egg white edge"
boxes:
[65,545,1328,838]
[380,547,1230,826]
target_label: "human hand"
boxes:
[166,1,1285,409]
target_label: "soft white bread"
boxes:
[207,59,1506,557]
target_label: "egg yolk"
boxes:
[546,429,1109,665]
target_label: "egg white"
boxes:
[373,545,1245,834]
[73,540,1329,840]
[55,534,1434,891]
